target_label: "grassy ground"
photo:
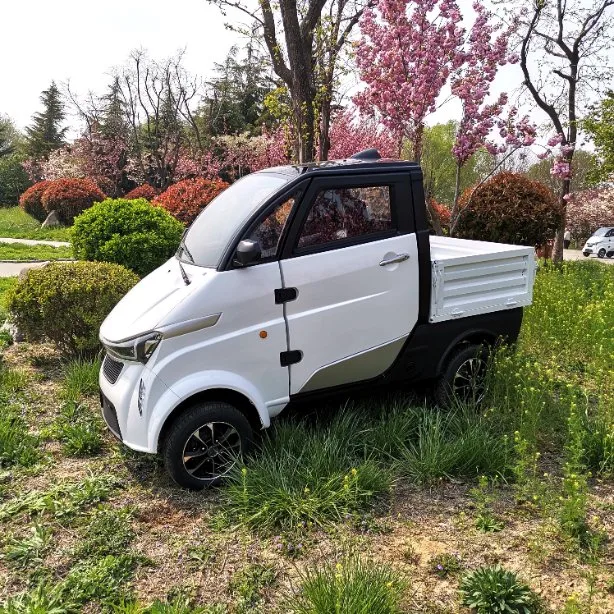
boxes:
[0,261,612,613]
[0,242,73,261]
[0,206,71,241]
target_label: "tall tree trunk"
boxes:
[292,80,316,163]
[449,161,463,237]
[553,171,572,262]
[319,94,332,161]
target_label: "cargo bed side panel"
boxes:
[429,237,536,323]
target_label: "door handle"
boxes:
[379,253,410,266]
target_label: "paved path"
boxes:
[0,237,70,247]
[564,249,614,264]
[0,261,51,277]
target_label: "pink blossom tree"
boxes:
[327,110,398,160]
[448,2,520,232]
[565,185,614,243]
[72,127,128,196]
[355,0,465,161]
[356,0,535,235]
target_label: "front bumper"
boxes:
[99,354,174,453]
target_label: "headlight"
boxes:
[104,332,162,364]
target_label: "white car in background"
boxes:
[583,227,614,258]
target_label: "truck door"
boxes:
[279,174,420,395]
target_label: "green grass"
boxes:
[0,206,71,241]
[293,557,404,614]
[229,563,277,612]
[0,475,117,521]
[459,565,540,613]
[62,358,101,401]
[73,507,135,559]
[52,402,104,456]
[225,411,394,532]
[59,553,139,608]
[0,363,39,468]
[0,276,17,321]
[225,403,511,531]
[2,524,51,570]
[0,242,72,261]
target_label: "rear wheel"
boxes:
[434,344,489,408]
[598,248,606,258]
[162,401,253,489]
[607,251,614,259]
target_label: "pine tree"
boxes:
[100,77,128,139]
[0,115,17,158]
[25,82,67,159]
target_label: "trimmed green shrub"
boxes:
[41,177,106,225]
[7,261,138,356]
[72,198,184,277]
[18,180,51,222]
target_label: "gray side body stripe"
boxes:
[298,336,407,394]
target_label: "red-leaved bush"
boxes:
[19,181,51,222]
[153,178,229,225]
[124,184,160,201]
[429,199,451,232]
[455,172,561,247]
[41,178,106,225]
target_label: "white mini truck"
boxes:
[99,150,537,489]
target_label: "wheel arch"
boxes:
[435,329,498,376]
[156,388,264,453]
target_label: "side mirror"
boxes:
[233,239,261,267]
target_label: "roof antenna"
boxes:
[350,148,381,160]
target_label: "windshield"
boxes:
[178,173,288,267]
[592,227,611,237]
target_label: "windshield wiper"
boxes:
[178,260,191,286]
[181,242,195,263]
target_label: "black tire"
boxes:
[598,248,606,258]
[583,252,590,257]
[607,251,614,259]
[434,344,489,408]
[162,401,253,489]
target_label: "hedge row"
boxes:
[19,177,228,228]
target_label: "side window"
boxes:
[607,229,614,237]
[247,195,296,259]
[297,186,393,250]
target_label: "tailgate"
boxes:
[429,236,536,323]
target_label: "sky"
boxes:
[1,0,611,140]
[1,0,237,129]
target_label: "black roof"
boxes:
[260,157,421,178]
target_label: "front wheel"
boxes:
[434,344,489,408]
[583,252,590,257]
[162,401,253,489]
[598,248,606,258]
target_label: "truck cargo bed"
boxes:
[429,236,536,323]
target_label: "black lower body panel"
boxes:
[385,307,524,384]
